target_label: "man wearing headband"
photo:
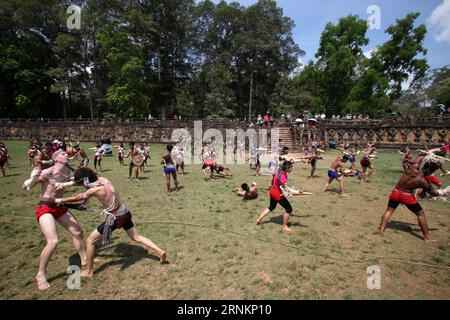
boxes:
[55,167,167,278]
[379,153,447,243]
[25,148,87,291]
[322,154,349,197]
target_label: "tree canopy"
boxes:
[0,1,445,119]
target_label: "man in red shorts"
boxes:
[379,154,447,243]
[360,148,375,182]
[25,149,87,290]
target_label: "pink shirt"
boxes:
[271,171,288,191]
[264,115,269,122]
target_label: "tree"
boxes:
[371,12,428,101]
[315,15,369,115]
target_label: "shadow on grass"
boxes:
[94,243,165,274]
[266,215,308,228]
[48,242,166,283]
[387,220,438,240]
[5,173,21,177]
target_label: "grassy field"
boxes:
[0,140,449,300]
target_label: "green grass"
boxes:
[0,140,449,299]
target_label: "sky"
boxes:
[210,0,450,69]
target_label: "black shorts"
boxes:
[387,200,423,215]
[97,212,134,234]
[268,197,293,214]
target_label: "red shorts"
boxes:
[269,188,284,202]
[0,156,6,166]
[389,189,418,205]
[360,158,371,168]
[425,175,441,186]
[36,205,68,223]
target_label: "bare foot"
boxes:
[256,219,262,225]
[340,193,349,197]
[80,270,94,278]
[35,274,51,291]
[160,252,167,264]
[424,238,438,243]
[282,226,293,233]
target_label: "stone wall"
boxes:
[1,117,449,148]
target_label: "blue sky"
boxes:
[211,0,450,69]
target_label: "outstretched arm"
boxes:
[55,187,103,204]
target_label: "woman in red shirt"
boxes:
[256,161,294,233]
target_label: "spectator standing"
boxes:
[263,114,269,127]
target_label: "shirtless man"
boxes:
[125,142,142,179]
[322,154,349,197]
[24,149,87,290]
[360,148,375,182]
[71,144,89,168]
[55,167,166,278]
[93,143,105,172]
[214,164,232,177]
[400,145,413,173]
[378,154,448,242]
[23,143,53,189]
[233,182,259,200]
[161,145,179,192]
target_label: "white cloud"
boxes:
[428,0,450,44]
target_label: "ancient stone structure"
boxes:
[1,116,449,149]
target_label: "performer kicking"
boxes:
[256,161,309,233]
[322,153,349,197]
[55,167,166,279]
[24,149,87,290]
[233,182,259,200]
[378,153,448,243]
[161,145,179,192]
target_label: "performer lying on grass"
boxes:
[233,182,259,200]
[55,167,167,278]
[379,153,449,243]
